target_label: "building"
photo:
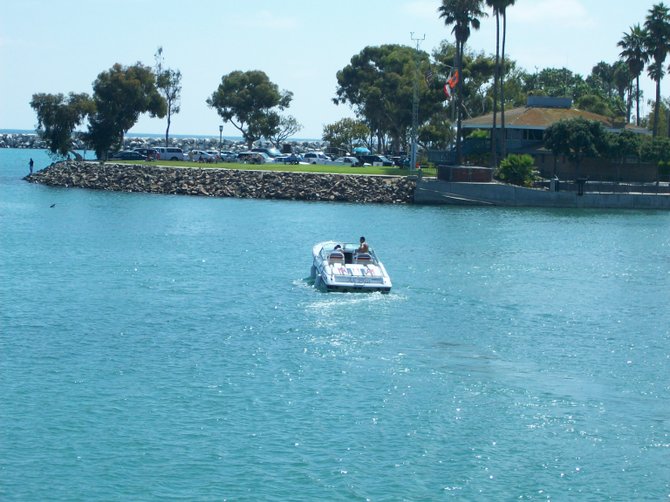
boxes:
[458,96,653,181]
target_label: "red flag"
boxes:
[448,70,459,89]
[443,70,459,99]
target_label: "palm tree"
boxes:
[643,3,670,137]
[497,0,515,159]
[618,24,649,126]
[486,0,501,167]
[439,0,486,165]
[485,0,515,166]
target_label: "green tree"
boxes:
[499,63,529,108]
[603,129,642,164]
[587,61,617,101]
[576,94,614,117]
[464,51,497,115]
[87,63,166,159]
[267,115,302,148]
[154,47,182,147]
[432,41,498,118]
[643,3,670,137]
[486,0,502,167]
[322,118,371,153]
[30,92,94,157]
[418,110,455,149]
[585,61,627,117]
[640,135,670,163]
[618,24,649,125]
[645,98,669,137]
[612,61,633,121]
[207,70,292,149]
[496,154,538,186]
[432,42,521,153]
[544,117,607,177]
[439,0,486,165]
[334,44,442,152]
[523,67,588,100]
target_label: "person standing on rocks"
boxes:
[29,158,34,174]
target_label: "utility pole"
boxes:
[410,32,425,173]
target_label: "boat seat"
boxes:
[328,251,345,265]
[354,253,372,264]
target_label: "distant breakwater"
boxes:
[25,161,416,204]
[1,132,326,153]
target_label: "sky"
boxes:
[0,0,665,140]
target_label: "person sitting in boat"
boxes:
[357,236,369,253]
[334,244,342,251]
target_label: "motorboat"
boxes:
[311,241,392,293]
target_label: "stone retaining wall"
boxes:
[415,179,670,209]
[26,161,416,204]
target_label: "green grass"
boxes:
[112,159,436,177]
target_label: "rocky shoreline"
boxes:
[25,161,416,204]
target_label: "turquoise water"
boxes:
[1,150,669,500]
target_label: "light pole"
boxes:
[219,125,223,151]
[410,32,425,173]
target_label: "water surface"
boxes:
[1,150,669,500]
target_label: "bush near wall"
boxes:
[496,154,539,187]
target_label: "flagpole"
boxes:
[410,32,425,173]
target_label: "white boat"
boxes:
[311,241,392,293]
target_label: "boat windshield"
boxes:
[321,243,378,265]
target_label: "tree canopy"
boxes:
[207,70,292,149]
[86,63,166,158]
[267,115,303,149]
[322,118,371,152]
[618,24,648,126]
[334,44,443,153]
[643,2,670,136]
[544,117,608,173]
[154,47,182,147]
[30,92,94,157]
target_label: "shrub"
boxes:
[496,154,538,187]
[659,161,670,182]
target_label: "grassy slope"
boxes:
[113,160,436,177]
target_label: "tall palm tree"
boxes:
[485,0,515,166]
[486,0,501,168]
[497,0,515,159]
[643,3,670,137]
[439,0,486,165]
[618,24,649,126]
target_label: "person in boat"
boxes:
[357,236,369,253]
[334,244,342,251]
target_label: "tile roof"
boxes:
[462,106,616,130]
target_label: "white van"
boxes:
[155,147,184,161]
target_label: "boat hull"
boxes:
[311,241,392,293]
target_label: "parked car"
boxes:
[219,151,238,162]
[155,147,184,161]
[237,152,269,164]
[357,154,394,166]
[303,151,331,164]
[188,150,216,162]
[274,154,302,165]
[331,156,361,166]
[206,150,221,161]
[134,148,158,160]
[111,150,147,160]
[251,147,281,158]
